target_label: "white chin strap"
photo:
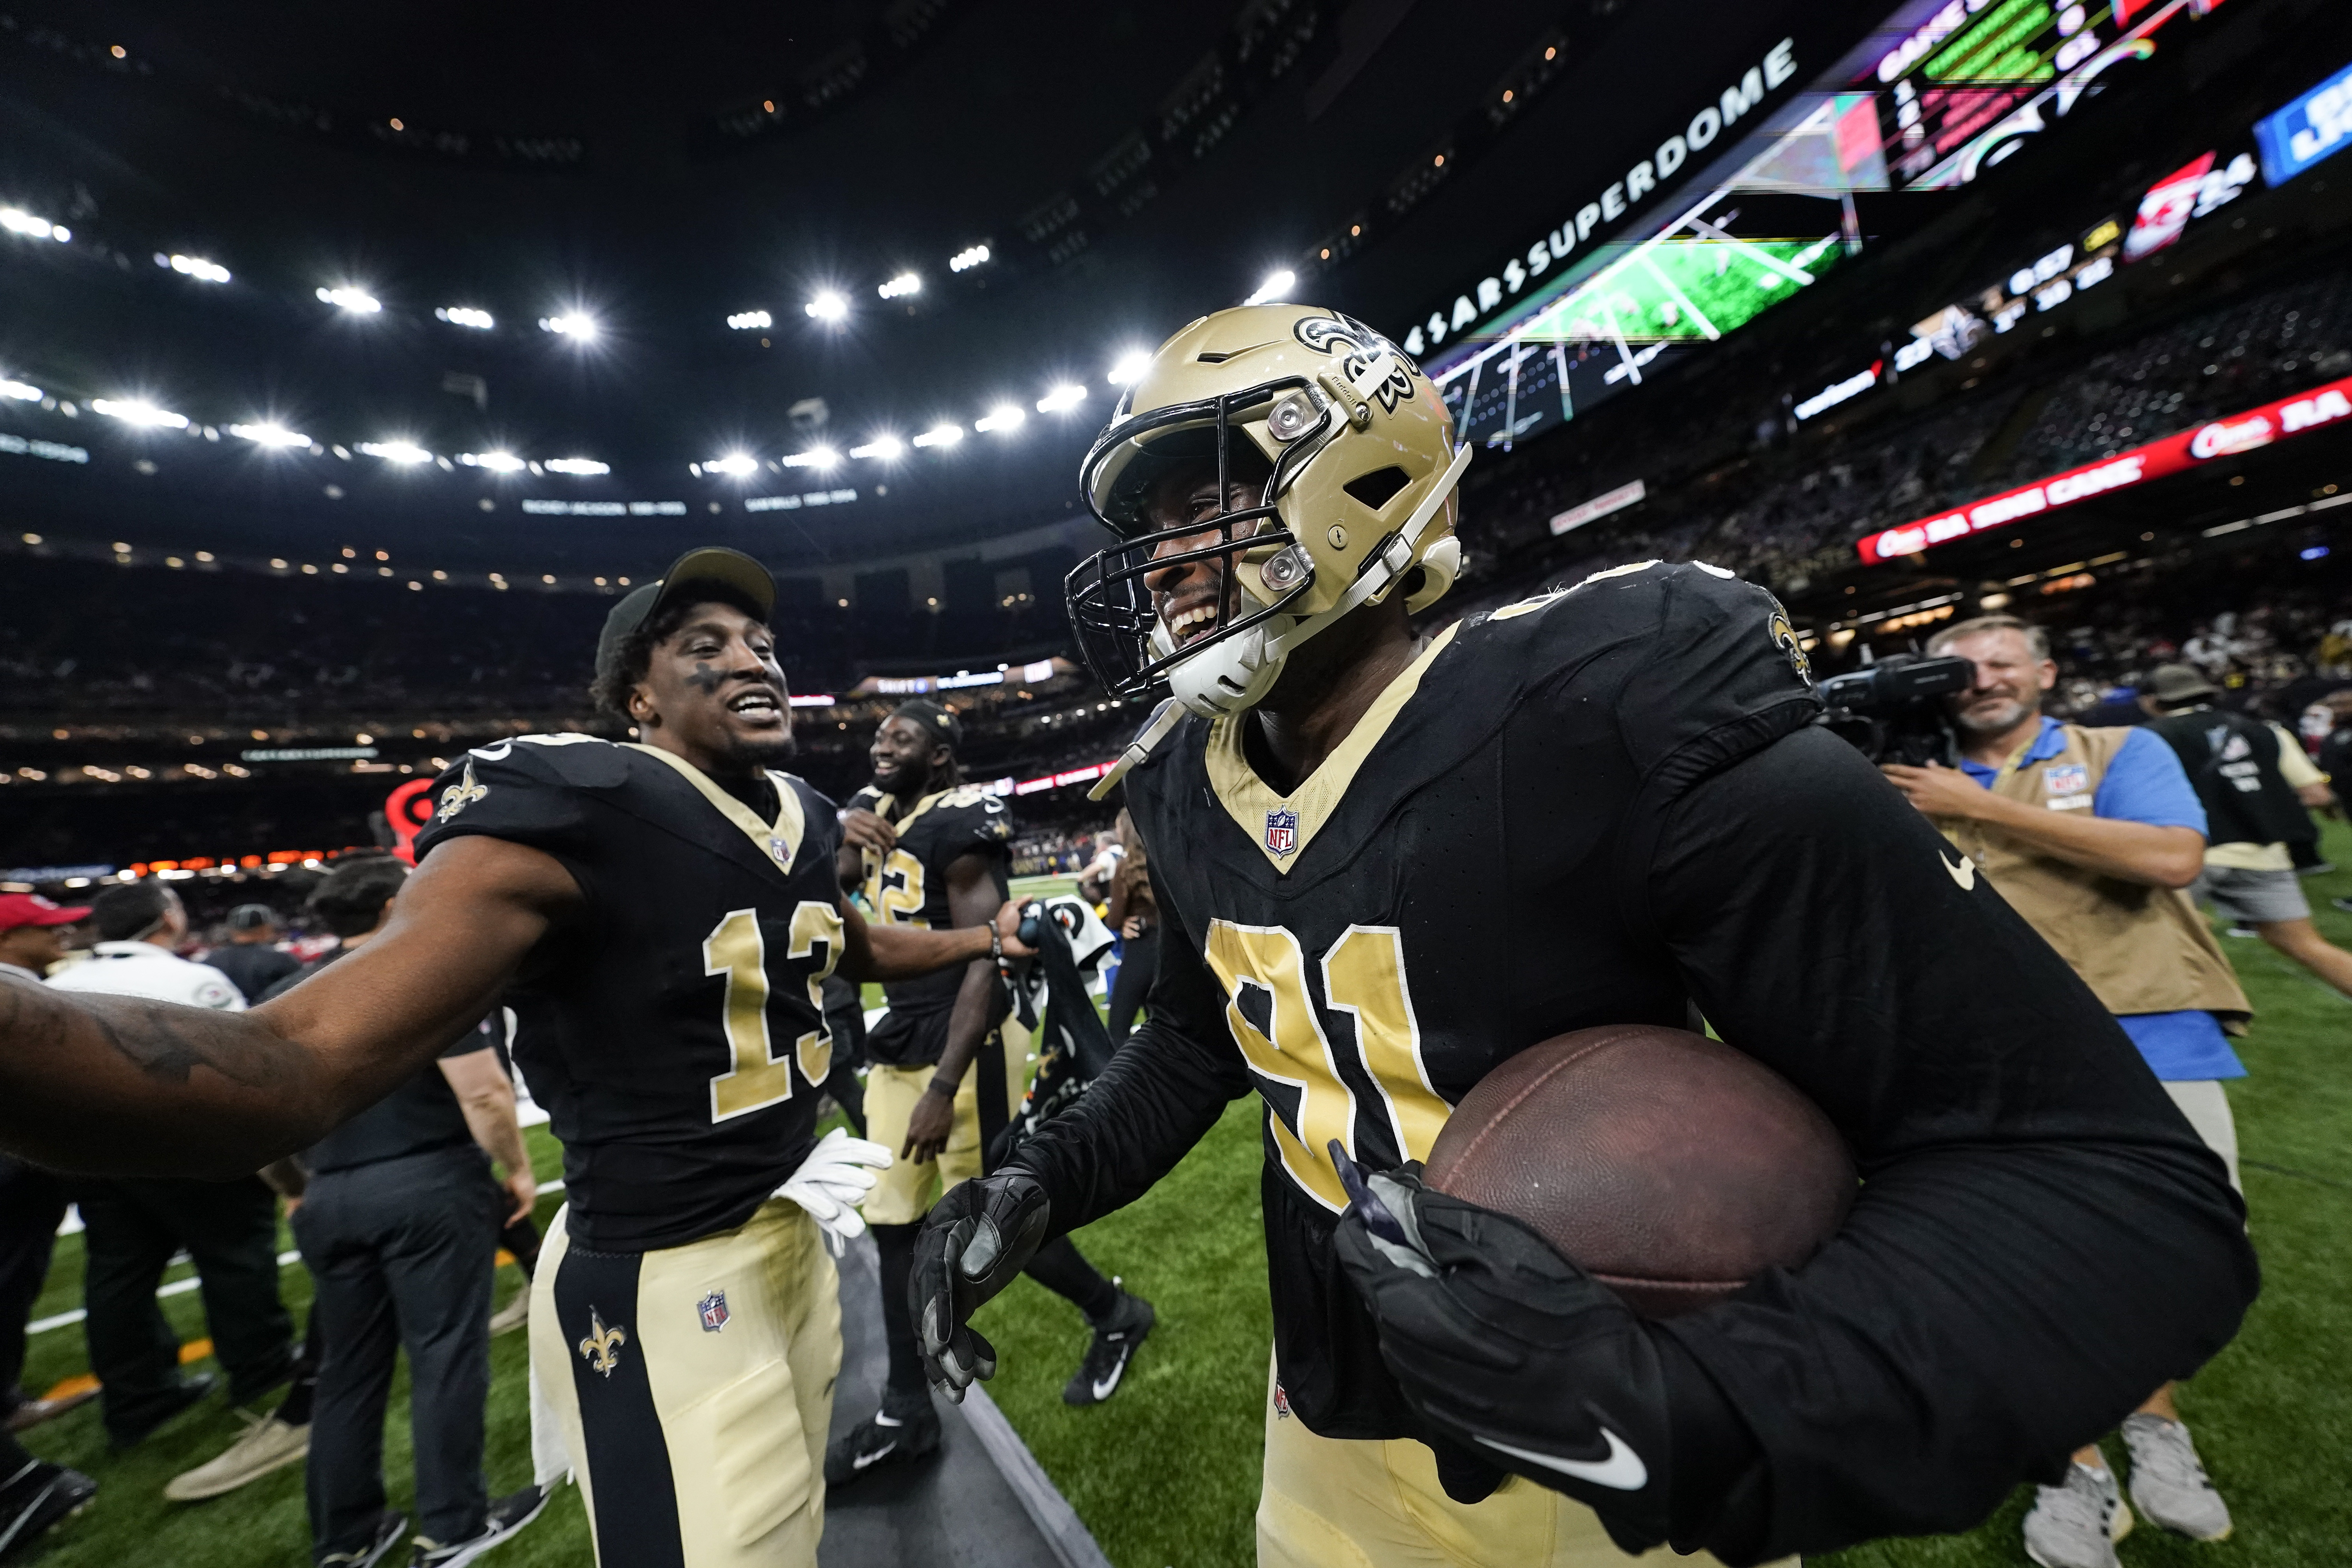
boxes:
[1089,439,1472,802]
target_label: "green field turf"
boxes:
[12,841,2351,1566]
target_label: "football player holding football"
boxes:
[828,702,1151,1486]
[0,547,1027,1568]
[911,307,2257,1566]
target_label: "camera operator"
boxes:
[1879,614,2247,1566]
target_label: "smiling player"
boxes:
[911,307,2256,1567]
[0,547,1025,1568]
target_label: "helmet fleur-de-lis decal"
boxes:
[577,1306,627,1377]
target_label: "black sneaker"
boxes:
[824,1399,941,1486]
[318,1510,408,1568]
[107,1371,218,1451]
[406,1485,550,1566]
[1063,1290,1154,1406]
[0,1458,95,1561]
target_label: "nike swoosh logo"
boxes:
[853,1441,898,1470]
[1091,1350,1132,1402]
[1942,852,1977,891]
[1477,1427,1649,1491]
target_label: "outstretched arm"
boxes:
[838,898,1025,982]
[0,835,579,1178]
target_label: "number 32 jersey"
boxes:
[1005,559,2252,1523]
[414,735,847,1251]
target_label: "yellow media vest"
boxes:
[1936,724,2250,1026]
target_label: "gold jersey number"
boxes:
[704,902,844,1123]
[1202,920,1451,1212]
[865,848,928,928]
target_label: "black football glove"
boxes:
[1331,1160,1677,1551]
[913,1169,1051,1401]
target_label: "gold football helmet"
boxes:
[1069,305,1469,789]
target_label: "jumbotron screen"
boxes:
[1414,0,2243,453]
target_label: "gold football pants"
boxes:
[858,1021,1029,1226]
[1257,1356,1787,1568]
[534,1198,840,1568]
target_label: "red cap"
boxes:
[0,893,91,932]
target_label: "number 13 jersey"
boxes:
[414,735,847,1251]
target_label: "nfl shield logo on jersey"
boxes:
[1265,808,1299,858]
[698,1290,730,1333]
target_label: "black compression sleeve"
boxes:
[1639,727,2256,1557]
[1004,892,1252,1232]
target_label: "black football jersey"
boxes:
[1006,561,2252,1552]
[413,735,848,1251]
[848,783,1013,1063]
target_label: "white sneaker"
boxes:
[2122,1412,2232,1540]
[162,1411,309,1501]
[488,1285,530,1336]
[2022,1457,2132,1568]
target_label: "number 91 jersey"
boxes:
[414,735,848,1252]
[1118,561,1820,1434]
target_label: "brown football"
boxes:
[1423,1024,1855,1319]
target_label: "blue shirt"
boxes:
[1962,717,2244,1081]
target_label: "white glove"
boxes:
[777,1127,894,1256]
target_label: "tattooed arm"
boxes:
[0,836,580,1178]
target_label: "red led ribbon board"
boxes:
[1858,373,2352,564]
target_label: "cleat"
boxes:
[824,1399,941,1487]
[1063,1290,1154,1406]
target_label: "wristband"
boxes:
[926,1076,960,1100]
[989,924,1004,963]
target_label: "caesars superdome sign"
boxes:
[1400,36,1803,361]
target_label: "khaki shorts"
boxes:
[1256,1355,1789,1568]
[859,1020,1029,1227]
[534,1198,840,1568]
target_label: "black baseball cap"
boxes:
[595,546,777,688]
[889,698,963,753]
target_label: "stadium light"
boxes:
[780,448,840,469]
[459,451,524,472]
[849,436,904,461]
[878,272,921,299]
[1,208,68,242]
[975,405,1026,434]
[912,423,964,448]
[358,440,433,465]
[158,253,231,283]
[545,457,609,475]
[91,398,190,429]
[436,306,495,329]
[1036,384,1087,414]
[1243,269,1296,306]
[229,423,309,448]
[539,313,598,339]
[949,243,991,272]
[1106,351,1152,386]
[708,453,759,477]
[0,379,40,402]
[805,291,849,323]
[316,286,382,313]
[726,309,773,330]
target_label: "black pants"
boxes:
[73,1174,292,1440]
[1107,927,1158,1047]
[294,1146,499,1555]
[0,1159,64,1411]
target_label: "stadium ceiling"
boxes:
[0,0,1909,564]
